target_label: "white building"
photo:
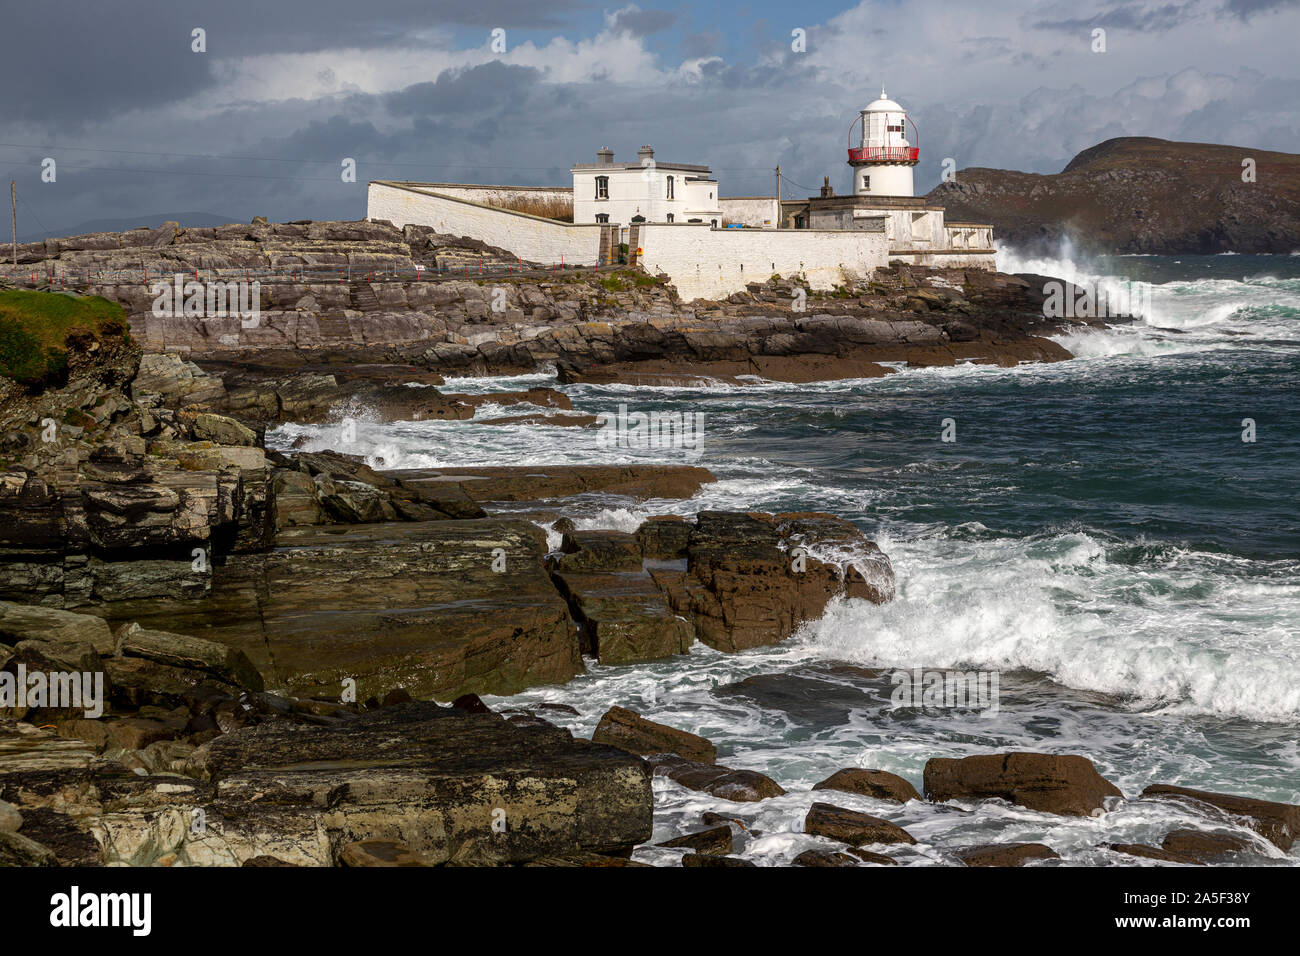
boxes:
[571,146,723,227]
[366,90,995,301]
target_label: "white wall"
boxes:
[573,167,721,225]
[718,197,780,228]
[368,182,601,265]
[637,224,889,301]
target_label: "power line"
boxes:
[0,142,776,175]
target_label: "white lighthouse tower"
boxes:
[848,88,918,198]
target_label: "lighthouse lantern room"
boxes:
[847,88,919,198]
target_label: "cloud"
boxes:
[3,0,1298,236]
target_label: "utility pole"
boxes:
[10,181,16,267]
[774,165,782,229]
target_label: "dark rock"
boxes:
[924,752,1123,817]
[648,753,785,802]
[656,825,734,855]
[1140,784,1300,851]
[681,853,755,867]
[804,802,917,847]
[792,848,860,867]
[592,707,716,763]
[813,768,920,803]
[1159,828,1256,862]
[955,842,1059,867]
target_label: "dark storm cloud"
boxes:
[383,61,543,116]
[0,0,586,124]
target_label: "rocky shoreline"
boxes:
[1,221,1293,867]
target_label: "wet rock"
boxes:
[924,752,1123,817]
[112,519,582,701]
[0,829,58,866]
[390,465,717,503]
[1105,843,1198,864]
[1159,828,1256,862]
[813,768,920,803]
[242,855,299,866]
[552,568,693,664]
[847,847,898,865]
[681,853,755,867]
[1140,784,1300,851]
[656,825,734,855]
[592,707,716,763]
[648,753,785,802]
[955,842,1059,867]
[793,848,860,867]
[558,530,643,572]
[804,802,917,847]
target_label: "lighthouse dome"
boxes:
[863,89,904,112]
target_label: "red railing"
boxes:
[847,146,919,163]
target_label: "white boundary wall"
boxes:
[367,181,599,265]
[718,197,780,228]
[637,224,889,301]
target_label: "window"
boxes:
[666,175,674,199]
[862,174,870,190]
[595,213,609,224]
[595,176,609,200]
[710,219,718,228]
[666,213,674,223]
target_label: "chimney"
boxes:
[820,176,835,198]
[637,145,655,162]
[596,147,614,165]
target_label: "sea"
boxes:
[271,246,1300,866]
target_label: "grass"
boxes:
[0,290,129,389]
[488,195,574,222]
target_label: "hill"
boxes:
[926,137,1300,254]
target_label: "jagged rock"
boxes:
[924,753,1123,817]
[106,519,582,701]
[813,768,920,803]
[1140,784,1300,851]
[804,802,917,847]
[592,707,716,764]
[955,843,1059,867]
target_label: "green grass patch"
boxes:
[0,290,128,389]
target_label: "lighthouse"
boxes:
[847,88,918,198]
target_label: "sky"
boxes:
[2,0,1297,238]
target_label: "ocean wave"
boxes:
[797,528,1300,723]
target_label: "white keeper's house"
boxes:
[572,146,723,227]
[366,89,995,301]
